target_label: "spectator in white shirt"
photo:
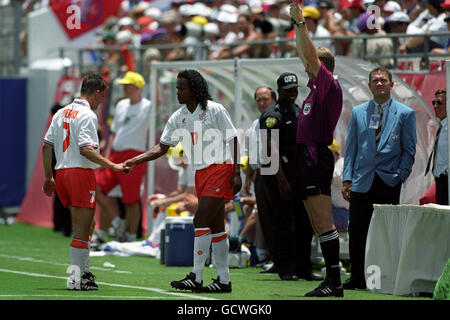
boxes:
[384,11,410,47]
[398,0,447,53]
[95,71,151,243]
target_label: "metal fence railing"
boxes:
[56,31,450,77]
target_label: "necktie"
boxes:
[375,105,383,146]
[425,123,442,175]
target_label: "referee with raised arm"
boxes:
[259,73,322,282]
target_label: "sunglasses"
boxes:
[432,100,444,106]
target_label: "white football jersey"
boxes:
[44,99,100,170]
[111,97,151,152]
[160,100,238,171]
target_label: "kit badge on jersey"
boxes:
[369,114,381,129]
[265,117,277,128]
[303,103,311,115]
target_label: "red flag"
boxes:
[50,0,122,40]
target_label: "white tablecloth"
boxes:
[365,204,450,296]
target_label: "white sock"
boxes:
[211,232,230,284]
[83,241,90,274]
[192,228,211,284]
[69,247,84,274]
[69,237,89,278]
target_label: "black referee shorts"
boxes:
[297,143,334,200]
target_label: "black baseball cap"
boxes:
[277,72,299,90]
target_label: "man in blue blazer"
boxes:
[341,67,416,290]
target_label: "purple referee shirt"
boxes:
[296,63,343,165]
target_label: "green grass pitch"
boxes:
[0,223,430,301]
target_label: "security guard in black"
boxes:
[258,72,317,280]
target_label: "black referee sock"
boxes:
[319,229,341,286]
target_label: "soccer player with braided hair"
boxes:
[124,69,241,293]
[177,69,211,111]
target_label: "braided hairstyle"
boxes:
[177,69,211,110]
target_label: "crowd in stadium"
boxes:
[12,0,450,76]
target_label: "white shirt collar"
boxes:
[73,99,90,108]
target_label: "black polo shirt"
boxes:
[259,102,300,180]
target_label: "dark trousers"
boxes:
[348,174,401,279]
[261,174,314,277]
[435,175,448,205]
[254,172,275,256]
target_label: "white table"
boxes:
[365,204,450,296]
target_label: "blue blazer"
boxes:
[342,98,416,193]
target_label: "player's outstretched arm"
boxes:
[123,143,170,171]
[80,146,126,172]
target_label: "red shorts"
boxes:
[55,168,96,209]
[95,150,146,204]
[195,163,234,200]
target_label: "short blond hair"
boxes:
[316,46,335,73]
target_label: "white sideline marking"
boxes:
[0,254,131,274]
[0,268,217,300]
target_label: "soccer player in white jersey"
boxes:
[124,69,242,293]
[42,73,127,290]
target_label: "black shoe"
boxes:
[305,279,344,297]
[343,277,366,290]
[260,263,277,274]
[170,272,202,293]
[81,272,98,291]
[298,272,324,281]
[280,274,298,281]
[202,277,232,293]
